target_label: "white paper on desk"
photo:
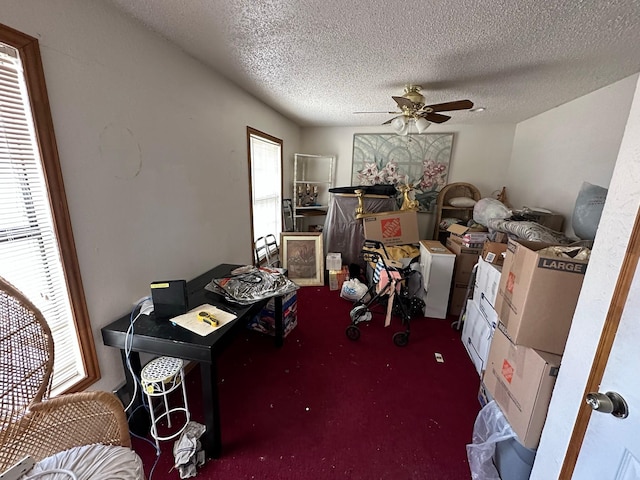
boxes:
[170,304,237,336]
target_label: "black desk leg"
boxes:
[200,362,221,459]
[274,294,284,348]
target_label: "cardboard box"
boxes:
[329,266,349,291]
[478,381,494,408]
[461,299,497,376]
[525,211,564,232]
[473,256,502,307]
[495,239,588,355]
[482,328,561,448]
[362,210,419,246]
[447,224,490,248]
[326,252,342,271]
[446,237,481,285]
[482,241,508,266]
[478,292,499,331]
[248,291,298,337]
[449,283,468,316]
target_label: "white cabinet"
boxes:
[293,153,335,232]
[419,240,455,319]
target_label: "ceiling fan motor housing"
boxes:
[402,85,425,106]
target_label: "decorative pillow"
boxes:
[449,197,477,208]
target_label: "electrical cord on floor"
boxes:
[127,404,161,480]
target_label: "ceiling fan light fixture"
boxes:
[391,116,409,135]
[415,116,431,133]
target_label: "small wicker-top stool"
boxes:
[141,356,190,450]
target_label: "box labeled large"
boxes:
[362,210,419,246]
[494,239,588,355]
[482,328,561,449]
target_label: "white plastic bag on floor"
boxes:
[340,278,368,302]
[466,401,517,480]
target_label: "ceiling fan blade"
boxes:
[425,99,474,112]
[392,96,415,109]
[353,111,402,114]
[423,112,451,123]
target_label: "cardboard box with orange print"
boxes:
[362,210,419,246]
[494,239,588,355]
[482,328,561,449]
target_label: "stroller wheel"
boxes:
[392,331,409,347]
[346,325,361,341]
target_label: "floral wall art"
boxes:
[351,133,454,212]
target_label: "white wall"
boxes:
[507,75,638,235]
[300,124,516,238]
[532,75,640,479]
[2,0,301,392]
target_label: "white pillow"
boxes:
[449,196,477,208]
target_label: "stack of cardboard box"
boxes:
[445,225,485,316]
[481,239,589,449]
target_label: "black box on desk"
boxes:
[248,291,298,337]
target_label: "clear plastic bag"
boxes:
[205,266,298,305]
[466,401,517,480]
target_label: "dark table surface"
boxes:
[102,263,268,363]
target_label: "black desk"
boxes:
[101,263,284,458]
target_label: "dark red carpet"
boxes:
[132,285,481,479]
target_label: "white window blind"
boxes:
[249,133,282,245]
[0,43,84,392]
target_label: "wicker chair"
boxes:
[0,276,143,478]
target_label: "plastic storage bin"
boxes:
[494,436,536,480]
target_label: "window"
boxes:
[247,127,283,262]
[0,24,98,393]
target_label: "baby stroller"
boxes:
[346,240,425,346]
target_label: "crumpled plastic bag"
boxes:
[173,421,206,478]
[473,198,512,227]
[538,245,591,261]
[466,401,517,480]
[205,266,298,305]
[340,278,368,302]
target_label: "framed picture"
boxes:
[351,133,454,212]
[280,232,324,286]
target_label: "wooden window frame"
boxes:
[1,23,99,392]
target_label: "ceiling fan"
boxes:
[355,85,474,134]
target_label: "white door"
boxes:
[572,255,640,478]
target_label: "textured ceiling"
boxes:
[104,0,640,127]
